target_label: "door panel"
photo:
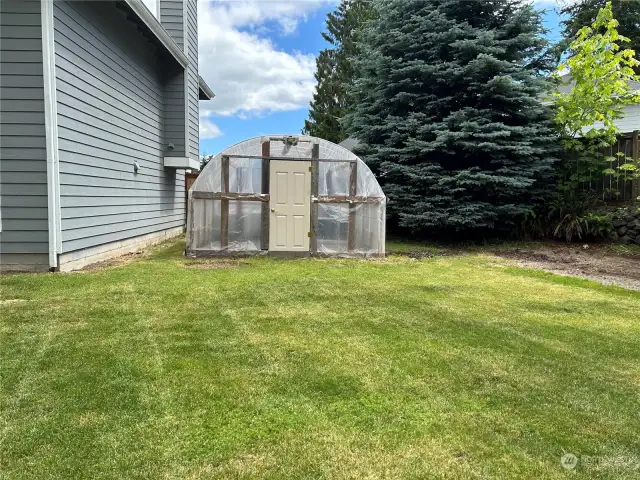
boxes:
[293,172,306,205]
[269,160,310,252]
[275,214,287,248]
[292,215,305,247]
[275,172,288,205]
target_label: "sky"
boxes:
[191,0,567,157]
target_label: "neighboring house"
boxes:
[0,0,214,271]
[550,74,640,201]
[550,74,640,134]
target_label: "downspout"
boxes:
[41,0,61,270]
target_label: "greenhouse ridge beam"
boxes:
[314,196,385,204]
[223,155,357,163]
[190,192,384,204]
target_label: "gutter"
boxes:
[124,0,189,68]
[41,0,61,270]
[199,75,215,100]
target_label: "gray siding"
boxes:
[159,0,199,160]
[163,67,186,157]
[159,0,184,48]
[186,0,199,160]
[0,0,49,269]
[590,103,640,134]
[53,1,185,254]
[185,0,200,159]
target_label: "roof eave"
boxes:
[123,0,188,69]
[199,75,215,100]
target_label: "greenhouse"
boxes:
[186,135,386,257]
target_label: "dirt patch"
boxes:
[490,247,640,291]
[80,250,150,271]
[390,243,640,291]
[184,260,247,269]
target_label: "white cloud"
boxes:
[533,0,577,7]
[199,113,223,139]
[141,0,158,17]
[198,0,331,132]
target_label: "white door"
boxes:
[269,160,311,252]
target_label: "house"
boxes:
[0,0,213,271]
[553,74,640,134]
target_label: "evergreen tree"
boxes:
[345,0,559,236]
[560,0,640,72]
[303,0,375,143]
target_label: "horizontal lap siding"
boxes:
[616,104,639,134]
[160,0,187,158]
[159,1,184,49]
[53,1,184,254]
[186,0,199,160]
[163,69,186,156]
[589,103,640,134]
[0,0,49,267]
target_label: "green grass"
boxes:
[2,240,639,479]
[385,238,445,253]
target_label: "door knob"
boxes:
[271,208,275,212]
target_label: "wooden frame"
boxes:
[314,196,385,204]
[220,156,229,249]
[185,250,268,258]
[191,192,269,201]
[348,161,358,252]
[310,143,320,254]
[261,141,270,250]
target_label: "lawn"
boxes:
[1,240,639,479]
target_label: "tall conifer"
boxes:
[304,0,375,143]
[346,0,559,235]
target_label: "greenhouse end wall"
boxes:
[186,135,386,257]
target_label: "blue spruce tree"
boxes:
[345,0,559,236]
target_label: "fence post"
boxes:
[347,161,357,252]
[220,156,229,249]
[260,141,270,250]
[310,144,319,254]
[633,130,639,202]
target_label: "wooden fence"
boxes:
[592,131,639,203]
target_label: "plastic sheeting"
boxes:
[186,135,385,255]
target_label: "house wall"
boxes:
[52,1,185,258]
[186,0,199,161]
[159,0,187,159]
[159,0,184,49]
[615,103,640,134]
[589,103,640,134]
[159,0,199,161]
[0,0,50,271]
[163,68,187,158]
